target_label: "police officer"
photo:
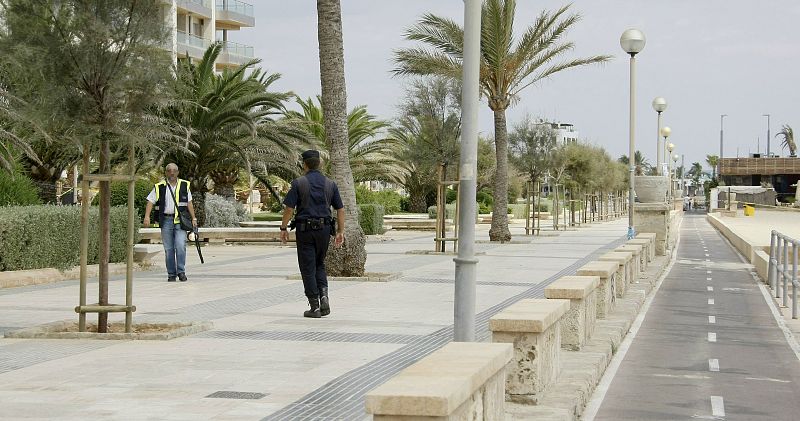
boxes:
[280,150,345,318]
[143,163,197,282]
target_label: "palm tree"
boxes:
[689,162,703,183]
[162,43,304,224]
[776,125,796,157]
[288,96,407,184]
[393,1,610,241]
[706,154,719,180]
[618,151,651,176]
[317,0,367,276]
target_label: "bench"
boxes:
[545,276,599,351]
[133,244,163,265]
[490,298,570,404]
[598,251,634,297]
[577,261,619,318]
[139,228,295,244]
[365,342,513,420]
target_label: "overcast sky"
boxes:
[235,1,800,172]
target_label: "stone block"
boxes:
[616,244,643,275]
[490,299,570,404]
[636,232,658,260]
[545,276,599,351]
[633,203,670,255]
[577,261,618,318]
[597,252,632,297]
[627,238,653,263]
[365,342,513,420]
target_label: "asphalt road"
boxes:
[593,213,800,421]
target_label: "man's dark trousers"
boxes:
[296,228,330,298]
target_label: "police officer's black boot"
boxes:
[320,287,330,316]
[303,296,321,318]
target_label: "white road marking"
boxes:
[708,298,715,305]
[707,270,712,274]
[705,259,711,262]
[708,332,717,342]
[707,277,713,281]
[709,358,720,371]
[709,316,716,324]
[745,376,791,383]
[653,373,711,380]
[711,396,725,417]
[707,286,714,291]
[705,253,710,257]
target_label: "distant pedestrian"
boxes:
[143,163,197,282]
[281,150,345,318]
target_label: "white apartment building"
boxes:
[161,0,255,70]
[533,120,580,144]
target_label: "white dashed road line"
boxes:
[708,298,715,305]
[708,332,717,342]
[708,316,716,324]
[711,395,725,417]
[709,359,720,372]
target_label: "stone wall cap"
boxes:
[627,238,650,246]
[616,244,642,255]
[544,275,600,299]
[636,233,657,240]
[577,261,618,278]
[598,251,633,263]
[365,342,513,416]
[489,299,570,333]
[633,203,671,211]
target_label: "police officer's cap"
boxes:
[301,149,320,161]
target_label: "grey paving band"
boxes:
[206,391,268,400]
[195,330,423,344]
[0,341,115,375]
[263,236,627,420]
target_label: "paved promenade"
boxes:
[590,213,800,420]
[0,220,627,420]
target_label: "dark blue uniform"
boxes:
[283,169,344,299]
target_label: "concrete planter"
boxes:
[634,176,668,203]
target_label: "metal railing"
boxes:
[768,230,799,319]
[216,0,254,17]
[221,40,254,59]
[176,31,208,49]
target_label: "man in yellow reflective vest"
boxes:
[143,163,197,282]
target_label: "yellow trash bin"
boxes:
[744,204,755,216]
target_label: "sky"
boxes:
[234,1,800,172]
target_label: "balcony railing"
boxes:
[221,40,254,60]
[216,0,253,17]
[178,0,206,7]
[177,31,208,50]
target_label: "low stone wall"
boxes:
[545,276,599,351]
[627,238,653,263]
[490,299,570,404]
[616,244,643,275]
[633,203,670,255]
[365,342,513,420]
[598,252,633,297]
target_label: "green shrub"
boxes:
[358,204,384,235]
[204,194,252,227]
[356,185,403,215]
[478,202,491,214]
[0,205,140,271]
[92,179,152,218]
[0,174,41,206]
[446,188,458,204]
[400,196,411,212]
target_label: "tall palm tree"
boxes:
[163,43,304,224]
[393,1,610,241]
[706,154,719,180]
[689,162,703,183]
[288,96,407,184]
[317,0,367,276]
[776,125,796,157]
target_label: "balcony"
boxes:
[215,0,255,28]
[176,31,209,60]
[216,41,255,67]
[177,0,212,17]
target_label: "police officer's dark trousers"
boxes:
[296,227,330,299]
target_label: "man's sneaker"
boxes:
[167,276,177,282]
[178,273,188,282]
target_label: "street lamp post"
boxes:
[667,142,675,199]
[661,126,672,176]
[453,0,481,342]
[719,114,727,177]
[620,28,646,239]
[673,154,680,197]
[652,98,667,175]
[763,114,771,157]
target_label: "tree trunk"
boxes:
[98,136,110,333]
[489,108,511,242]
[30,178,58,204]
[316,0,366,277]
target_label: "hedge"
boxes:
[204,193,252,227]
[0,205,140,271]
[92,179,152,218]
[358,204,384,235]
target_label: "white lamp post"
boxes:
[652,97,667,175]
[661,126,672,176]
[620,28,646,239]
